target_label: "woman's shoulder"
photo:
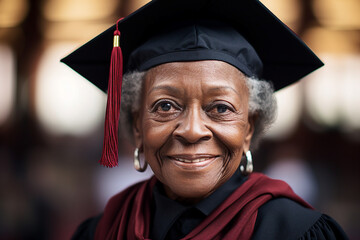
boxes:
[252,198,348,240]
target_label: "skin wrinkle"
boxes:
[132,60,255,204]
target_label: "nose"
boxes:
[173,105,212,144]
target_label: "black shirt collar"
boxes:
[152,170,246,240]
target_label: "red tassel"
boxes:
[99,20,123,167]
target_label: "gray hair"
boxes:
[120,71,277,149]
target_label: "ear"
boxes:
[243,113,257,152]
[132,111,143,148]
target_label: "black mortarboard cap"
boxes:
[61,0,323,92]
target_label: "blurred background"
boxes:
[0,0,359,239]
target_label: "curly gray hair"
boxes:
[120,71,277,149]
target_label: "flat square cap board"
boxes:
[61,0,324,92]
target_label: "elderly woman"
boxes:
[63,0,348,239]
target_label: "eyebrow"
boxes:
[148,85,182,95]
[207,86,240,96]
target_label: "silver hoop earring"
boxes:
[240,150,253,175]
[134,148,148,172]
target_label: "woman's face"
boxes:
[133,60,254,203]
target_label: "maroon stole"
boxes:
[95,173,311,240]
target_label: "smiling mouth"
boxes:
[167,155,219,169]
[173,157,212,163]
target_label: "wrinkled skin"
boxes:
[133,60,255,204]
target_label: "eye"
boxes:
[151,100,181,121]
[151,100,181,114]
[206,101,236,119]
[159,102,172,112]
[216,104,229,113]
[210,103,233,114]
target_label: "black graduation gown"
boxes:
[71,172,348,240]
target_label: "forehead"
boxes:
[144,60,248,93]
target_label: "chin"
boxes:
[163,175,220,202]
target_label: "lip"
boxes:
[167,154,220,170]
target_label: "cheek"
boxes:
[141,118,175,177]
[212,122,248,153]
[142,118,175,148]
[210,121,248,176]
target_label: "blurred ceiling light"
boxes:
[313,0,360,29]
[42,22,114,41]
[265,82,302,139]
[35,42,106,136]
[339,55,360,130]
[260,0,302,31]
[303,27,360,54]
[0,44,15,125]
[305,55,360,130]
[304,57,341,127]
[43,0,118,22]
[0,0,28,28]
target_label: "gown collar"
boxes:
[152,170,247,240]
